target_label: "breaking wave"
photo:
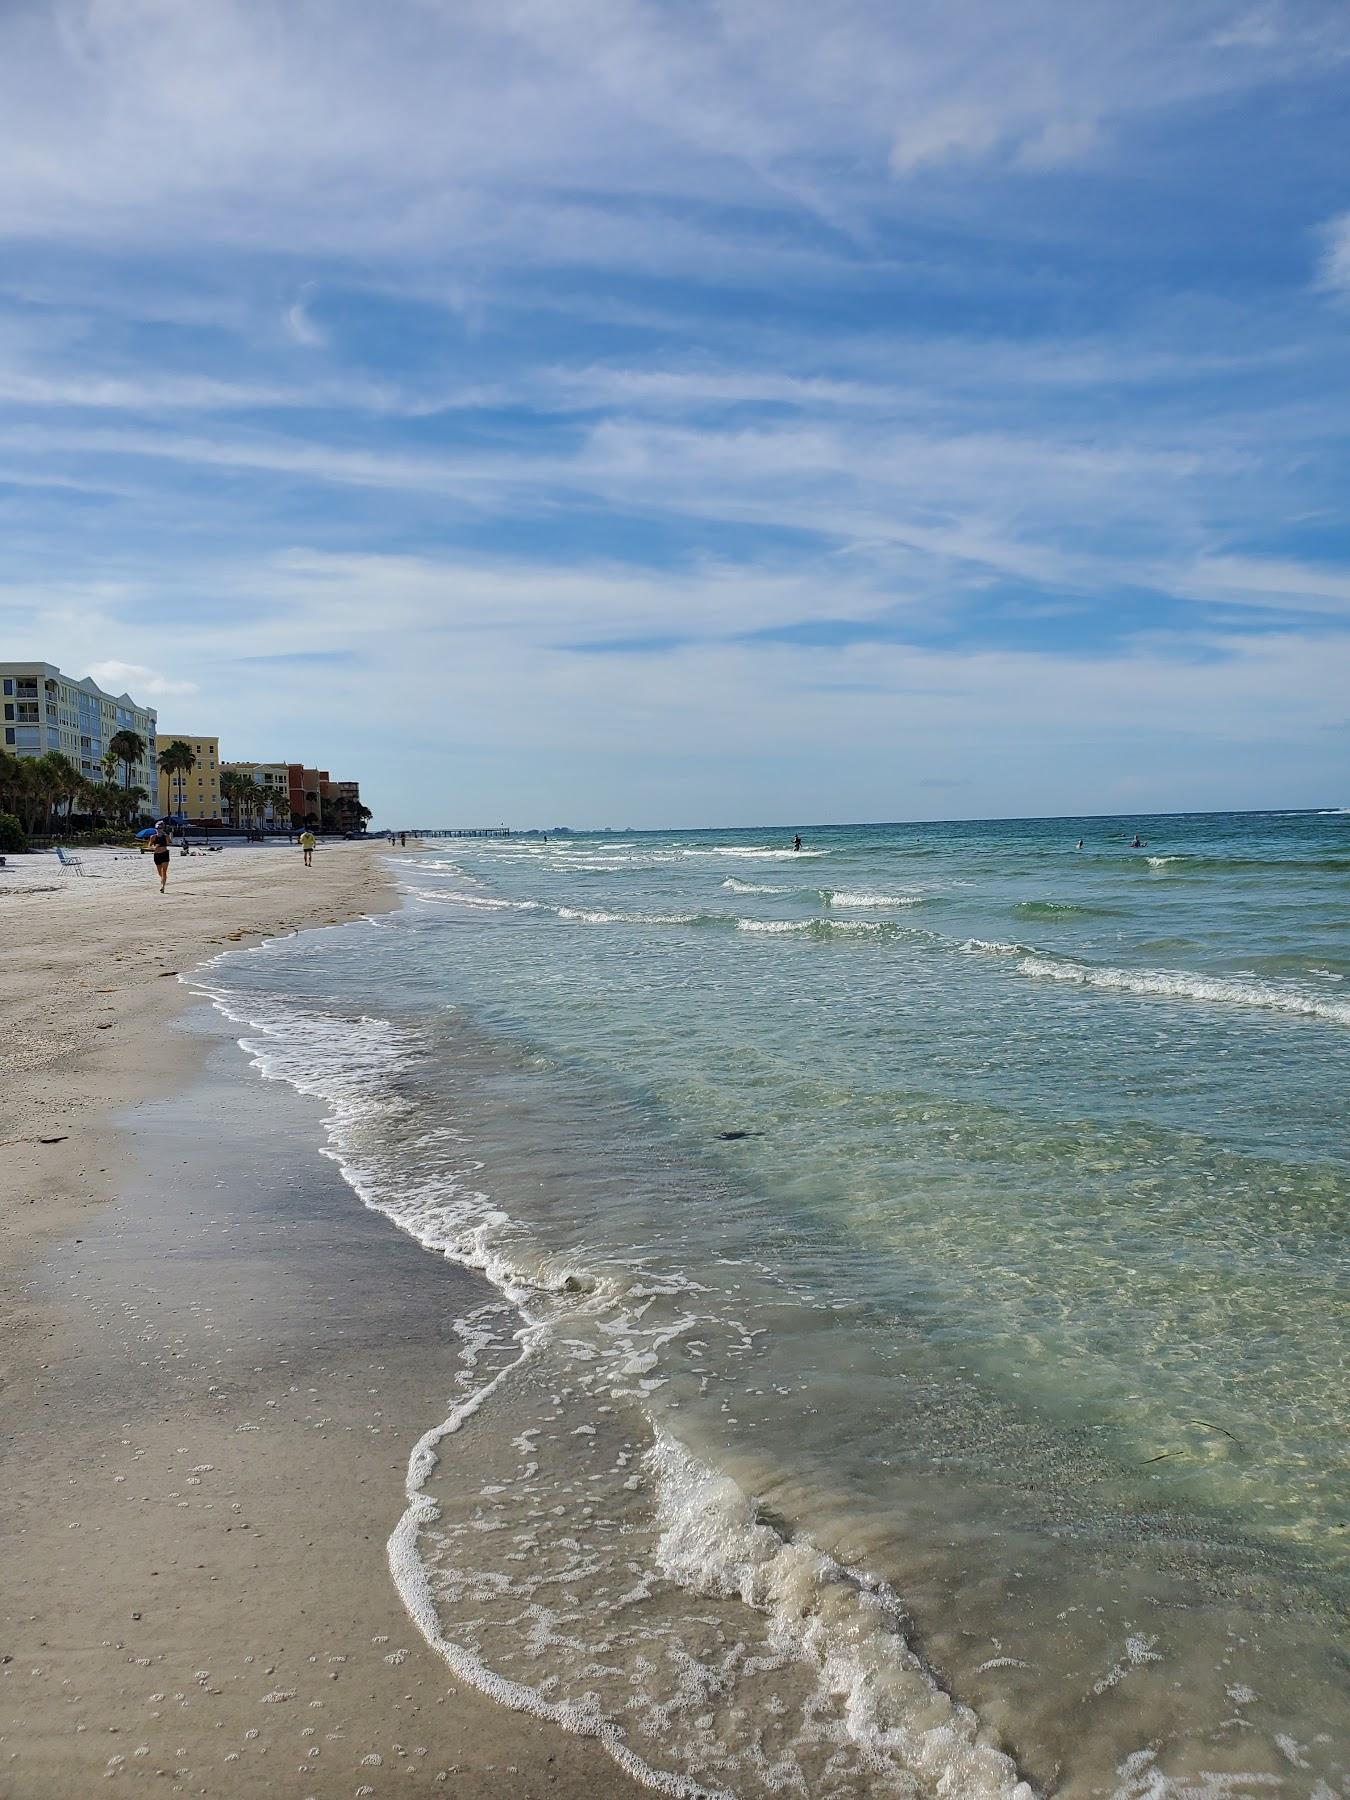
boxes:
[1016,955,1350,1026]
[820,889,925,908]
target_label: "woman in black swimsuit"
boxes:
[150,821,171,892]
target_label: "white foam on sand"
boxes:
[649,1431,1034,1800]
[388,1361,732,1800]
[190,949,1041,1800]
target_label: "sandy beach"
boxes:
[0,843,647,1798]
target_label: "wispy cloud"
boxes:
[1319,211,1350,295]
[1169,555,1350,615]
[284,283,325,348]
[0,0,1346,820]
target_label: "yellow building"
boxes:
[158,733,222,822]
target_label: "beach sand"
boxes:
[0,843,647,1797]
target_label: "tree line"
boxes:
[1,735,371,850]
[0,728,152,846]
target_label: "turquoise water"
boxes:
[201,811,1349,1798]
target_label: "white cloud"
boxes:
[1319,211,1350,294]
[284,284,325,348]
[88,659,198,698]
[1170,554,1350,614]
[10,546,1345,822]
[1,0,1344,262]
[0,1,1345,823]
[890,104,1003,176]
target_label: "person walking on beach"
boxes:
[300,829,316,867]
[149,821,171,893]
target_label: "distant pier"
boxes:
[410,828,513,838]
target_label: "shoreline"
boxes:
[0,844,648,1797]
[0,841,400,1356]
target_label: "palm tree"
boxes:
[36,751,80,832]
[159,740,196,824]
[108,729,147,794]
[90,778,123,828]
[245,781,269,833]
[219,769,249,831]
[0,749,41,833]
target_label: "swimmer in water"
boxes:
[793,834,802,852]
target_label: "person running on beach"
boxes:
[300,829,316,867]
[149,821,171,892]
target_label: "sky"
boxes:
[2,0,1348,828]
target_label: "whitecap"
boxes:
[822,890,923,908]
[706,846,829,860]
[1017,955,1350,1026]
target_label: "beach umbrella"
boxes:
[134,826,157,839]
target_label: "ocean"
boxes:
[195,810,1349,1798]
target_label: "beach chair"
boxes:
[54,846,85,876]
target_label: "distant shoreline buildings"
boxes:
[2,660,157,795]
[1,660,366,832]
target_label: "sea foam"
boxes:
[821,889,924,908]
[190,949,1033,1800]
[650,1432,1033,1800]
[1016,955,1350,1026]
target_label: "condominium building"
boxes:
[158,732,221,821]
[289,765,329,827]
[222,761,290,825]
[0,660,157,797]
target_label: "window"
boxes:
[3,728,13,745]
[1,679,10,695]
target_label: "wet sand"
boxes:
[0,845,647,1797]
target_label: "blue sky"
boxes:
[2,0,1348,827]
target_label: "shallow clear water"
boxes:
[198,811,1350,1798]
